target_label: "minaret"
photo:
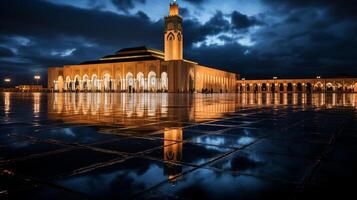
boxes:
[164,0,183,61]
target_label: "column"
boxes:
[72,81,75,92]
[302,84,307,93]
[144,78,148,92]
[122,79,125,91]
[79,81,83,91]
[293,84,297,93]
[283,84,288,93]
[242,84,246,92]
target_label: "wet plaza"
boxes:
[1,92,357,199]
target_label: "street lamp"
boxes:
[316,76,321,79]
[4,78,11,89]
[34,75,41,85]
[273,77,278,80]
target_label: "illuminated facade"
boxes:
[237,78,357,93]
[48,2,237,93]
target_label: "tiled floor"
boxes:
[1,92,357,199]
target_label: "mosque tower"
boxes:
[164,0,183,61]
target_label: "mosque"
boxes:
[48,1,238,93]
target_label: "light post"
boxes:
[3,78,11,90]
[34,75,41,85]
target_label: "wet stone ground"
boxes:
[0,92,357,199]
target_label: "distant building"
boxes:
[237,77,357,93]
[15,85,43,92]
[48,2,237,93]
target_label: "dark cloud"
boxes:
[184,11,230,46]
[231,11,262,29]
[0,47,14,57]
[0,0,161,85]
[111,0,146,13]
[262,0,357,19]
[246,0,357,77]
[1,0,357,86]
[1,0,162,47]
[183,0,205,5]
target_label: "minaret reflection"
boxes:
[163,128,183,182]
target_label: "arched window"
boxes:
[65,76,71,91]
[137,72,145,92]
[148,71,157,92]
[82,75,89,91]
[177,33,182,41]
[287,83,293,92]
[74,75,80,91]
[126,72,134,93]
[326,83,334,92]
[92,74,98,91]
[167,32,175,41]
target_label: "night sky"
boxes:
[1,0,357,86]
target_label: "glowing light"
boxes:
[4,92,10,115]
[4,78,11,83]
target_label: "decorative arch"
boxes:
[279,83,284,92]
[65,76,71,91]
[126,72,134,93]
[326,82,334,92]
[91,74,99,92]
[315,82,324,92]
[271,83,276,93]
[74,75,80,91]
[261,83,267,92]
[177,32,182,41]
[82,74,89,91]
[306,83,313,92]
[148,71,157,92]
[137,72,145,92]
[287,83,293,92]
[336,83,343,91]
[167,32,175,41]
[253,83,259,92]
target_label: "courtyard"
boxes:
[1,93,357,199]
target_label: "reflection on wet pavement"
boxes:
[1,92,357,199]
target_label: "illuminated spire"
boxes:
[170,0,179,16]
